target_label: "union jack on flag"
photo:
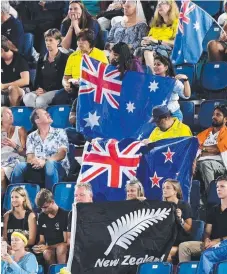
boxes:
[78,139,143,201]
[178,0,195,34]
[79,55,122,109]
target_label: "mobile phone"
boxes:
[1,240,7,255]
[1,131,7,140]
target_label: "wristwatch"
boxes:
[183,78,189,82]
[202,147,207,152]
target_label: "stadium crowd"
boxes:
[1,0,227,273]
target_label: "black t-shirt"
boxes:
[6,210,32,244]
[207,204,227,240]
[174,200,192,245]
[38,207,68,245]
[1,53,29,84]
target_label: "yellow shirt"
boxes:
[148,18,179,41]
[64,47,109,79]
[149,118,192,142]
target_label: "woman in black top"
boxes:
[3,186,37,248]
[162,178,192,262]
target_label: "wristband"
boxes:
[15,144,20,151]
[183,78,189,82]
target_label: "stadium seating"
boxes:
[190,180,200,220]
[53,182,76,211]
[198,99,227,129]
[137,262,173,274]
[38,265,44,274]
[214,260,227,274]
[11,106,33,132]
[196,1,223,17]
[177,261,199,274]
[207,180,221,206]
[48,264,67,274]
[47,105,71,129]
[200,62,227,92]
[179,101,195,128]
[174,64,196,88]
[3,183,40,212]
[191,220,205,241]
[202,23,221,52]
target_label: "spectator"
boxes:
[1,35,30,106]
[162,179,192,262]
[61,0,100,50]
[145,105,192,143]
[33,189,68,266]
[218,1,227,27]
[1,0,24,53]
[1,230,38,274]
[125,178,146,201]
[135,0,179,71]
[106,0,148,52]
[208,22,227,61]
[109,42,144,78]
[1,107,27,195]
[52,29,108,105]
[196,105,227,196]
[11,108,70,190]
[67,182,93,245]
[179,175,227,274]
[23,28,69,108]
[2,187,37,247]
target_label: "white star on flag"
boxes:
[126,101,136,113]
[148,80,159,92]
[162,147,175,163]
[150,172,163,188]
[193,21,200,31]
[137,133,143,140]
[178,50,181,55]
[161,99,167,106]
[84,111,100,129]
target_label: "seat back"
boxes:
[207,180,221,206]
[11,106,33,132]
[179,101,195,128]
[177,262,199,274]
[53,182,76,211]
[215,260,227,274]
[196,1,222,17]
[38,265,44,274]
[47,105,71,129]
[174,64,196,88]
[48,264,67,274]
[190,180,200,220]
[200,62,227,91]
[191,220,205,241]
[3,183,40,211]
[202,23,222,52]
[198,99,227,129]
[137,262,173,274]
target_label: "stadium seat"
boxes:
[207,180,221,206]
[11,106,33,132]
[53,182,76,211]
[202,23,221,52]
[177,261,199,274]
[200,62,227,91]
[198,99,227,129]
[47,105,71,129]
[174,64,196,88]
[3,183,40,212]
[48,264,67,274]
[191,220,205,241]
[214,260,227,274]
[137,262,173,274]
[179,101,195,128]
[190,180,200,220]
[196,1,223,17]
[38,265,44,274]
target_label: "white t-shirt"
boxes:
[198,131,222,161]
[218,12,227,27]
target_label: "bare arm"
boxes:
[3,71,29,89]
[27,213,37,246]
[182,218,192,233]
[26,153,36,164]
[200,145,220,157]
[37,234,46,245]
[203,223,212,241]
[17,127,27,156]
[69,111,76,125]
[67,232,71,246]
[61,28,74,50]
[47,147,67,162]
[3,212,10,243]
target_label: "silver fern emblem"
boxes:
[104,208,171,256]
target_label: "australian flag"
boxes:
[172,1,214,65]
[76,55,175,140]
[78,137,198,202]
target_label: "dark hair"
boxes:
[111,42,133,80]
[44,28,62,44]
[154,54,175,77]
[35,189,54,208]
[30,108,42,128]
[216,174,227,183]
[214,104,227,118]
[1,35,17,52]
[77,29,95,48]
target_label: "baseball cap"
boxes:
[149,105,171,123]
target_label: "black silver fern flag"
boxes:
[67,200,177,274]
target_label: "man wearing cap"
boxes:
[148,105,192,142]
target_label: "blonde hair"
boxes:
[1,107,11,124]
[125,178,145,197]
[162,179,183,201]
[11,187,32,212]
[75,182,93,197]
[152,0,179,27]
